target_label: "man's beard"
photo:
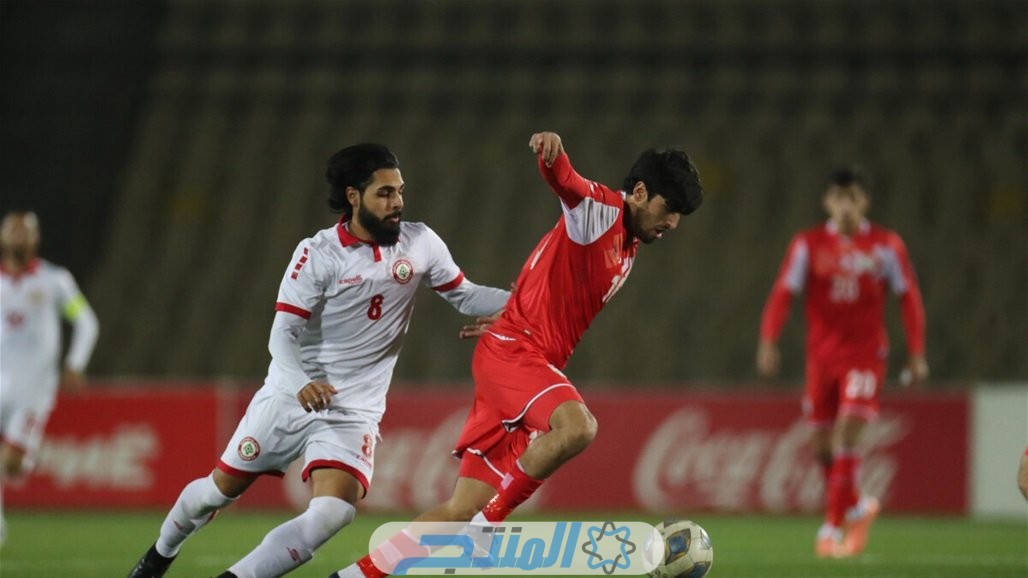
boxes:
[357,204,401,245]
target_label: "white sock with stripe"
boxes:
[228,496,355,578]
[156,473,235,557]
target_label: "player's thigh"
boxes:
[546,400,597,435]
[219,387,309,477]
[303,413,379,498]
[0,404,49,474]
[838,363,885,422]
[212,467,257,498]
[802,362,839,427]
[308,467,363,504]
[485,361,585,434]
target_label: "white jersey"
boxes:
[265,219,508,422]
[1,259,99,411]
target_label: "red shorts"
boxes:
[803,359,885,427]
[454,333,584,488]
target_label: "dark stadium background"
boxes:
[1,3,1025,577]
[2,0,1024,385]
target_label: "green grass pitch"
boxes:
[0,510,1024,577]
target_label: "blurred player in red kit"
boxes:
[329,131,703,578]
[756,166,928,558]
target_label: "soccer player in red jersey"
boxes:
[756,167,928,558]
[330,131,703,578]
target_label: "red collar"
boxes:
[336,217,383,262]
[0,257,40,278]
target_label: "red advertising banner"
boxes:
[5,385,968,514]
[364,390,968,514]
[5,384,223,508]
[546,390,968,514]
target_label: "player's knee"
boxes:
[212,468,252,499]
[567,421,600,452]
[550,403,598,452]
[1,450,25,477]
[1,460,22,478]
[305,496,356,539]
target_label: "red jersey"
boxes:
[489,150,638,369]
[760,220,925,365]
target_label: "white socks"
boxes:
[156,474,235,557]
[228,496,355,578]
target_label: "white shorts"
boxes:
[217,386,379,496]
[0,403,50,470]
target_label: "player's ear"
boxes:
[632,181,649,203]
[346,186,361,209]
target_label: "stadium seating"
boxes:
[85,0,1026,382]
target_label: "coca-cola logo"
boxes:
[633,408,909,512]
[33,425,159,490]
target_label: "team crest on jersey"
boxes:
[391,258,414,284]
[238,437,261,461]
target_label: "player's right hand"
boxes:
[756,340,780,377]
[529,132,563,167]
[297,380,338,412]
[459,312,502,339]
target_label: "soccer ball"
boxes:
[647,519,714,578]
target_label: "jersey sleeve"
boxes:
[55,268,99,372]
[269,240,329,392]
[759,234,808,343]
[275,240,330,319]
[421,226,465,292]
[884,232,926,355]
[539,150,591,208]
[420,226,510,316]
[539,150,622,245]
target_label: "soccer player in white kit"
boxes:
[0,211,100,545]
[127,143,510,578]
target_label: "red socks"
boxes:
[819,457,833,487]
[480,462,544,523]
[826,453,860,527]
[356,530,429,578]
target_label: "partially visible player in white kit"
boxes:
[0,210,99,546]
[127,143,510,578]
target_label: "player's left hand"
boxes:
[60,368,85,393]
[297,380,338,412]
[459,312,502,339]
[900,355,929,387]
